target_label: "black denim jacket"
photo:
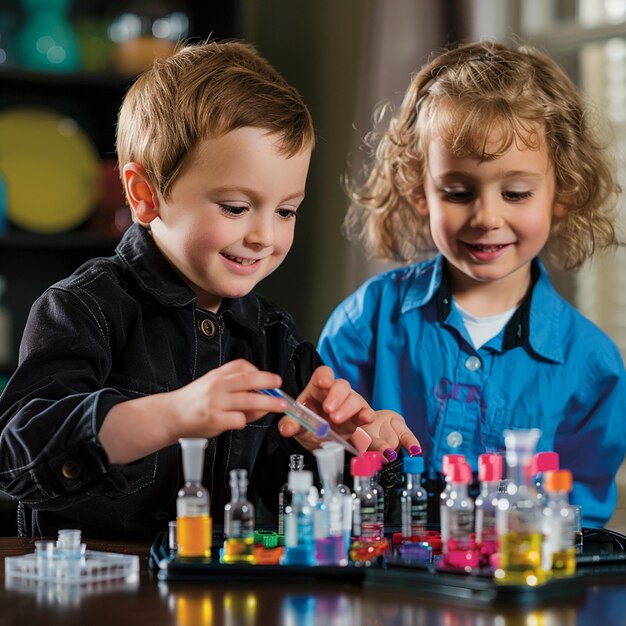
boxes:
[0,224,321,539]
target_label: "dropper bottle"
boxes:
[281,470,316,566]
[278,454,304,535]
[321,441,352,556]
[313,447,348,566]
[474,453,503,566]
[176,438,212,560]
[531,451,559,505]
[363,451,385,526]
[439,454,466,547]
[541,469,577,578]
[495,428,544,585]
[400,455,428,542]
[222,468,255,564]
[441,461,479,570]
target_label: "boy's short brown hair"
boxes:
[117,40,315,199]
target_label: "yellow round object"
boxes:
[0,107,101,233]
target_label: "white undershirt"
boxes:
[456,303,518,349]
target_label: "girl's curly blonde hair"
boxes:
[345,40,620,271]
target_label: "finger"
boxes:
[277,414,306,438]
[367,436,399,464]
[397,428,422,456]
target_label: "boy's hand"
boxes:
[168,359,289,439]
[277,365,375,452]
[359,410,422,463]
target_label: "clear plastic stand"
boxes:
[5,529,139,584]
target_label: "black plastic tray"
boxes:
[365,562,587,606]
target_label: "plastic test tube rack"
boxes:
[5,529,139,584]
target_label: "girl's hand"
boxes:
[360,410,422,463]
[167,359,289,439]
[278,365,375,452]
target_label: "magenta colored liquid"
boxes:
[315,535,346,566]
[443,539,480,570]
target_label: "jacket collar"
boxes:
[115,224,265,334]
[400,254,564,363]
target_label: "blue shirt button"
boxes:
[447,431,463,448]
[465,355,482,371]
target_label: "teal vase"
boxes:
[16,0,81,71]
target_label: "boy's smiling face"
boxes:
[142,127,311,311]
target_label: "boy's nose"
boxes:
[246,215,275,247]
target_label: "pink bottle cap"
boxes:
[442,454,466,476]
[531,451,559,475]
[363,450,383,471]
[350,455,375,477]
[449,461,472,484]
[478,453,503,482]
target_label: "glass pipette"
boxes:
[259,388,361,456]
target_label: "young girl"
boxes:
[319,40,626,527]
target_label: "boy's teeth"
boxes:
[226,254,255,265]
[473,244,503,252]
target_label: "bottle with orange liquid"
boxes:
[176,438,212,560]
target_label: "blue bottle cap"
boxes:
[403,454,425,474]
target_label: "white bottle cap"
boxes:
[288,469,313,492]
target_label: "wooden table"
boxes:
[2,536,626,625]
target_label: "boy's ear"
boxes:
[123,163,159,225]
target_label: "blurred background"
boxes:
[0,0,625,534]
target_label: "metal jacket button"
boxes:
[199,318,216,338]
[61,460,81,479]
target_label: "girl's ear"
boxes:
[409,191,429,216]
[123,163,159,225]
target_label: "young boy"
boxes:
[0,41,376,539]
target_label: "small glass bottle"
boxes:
[495,428,544,585]
[321,441,352,557]
[439,454,466,548]
[351,455,383,542]
[313,447,347,566]
[441,461,479,570]
[475,453,503,566]
[363,451,385,525]
[542,469,577,578]
[223,468,255,564]
[278,454,304,535]
[176,438,212,560]
[531,451,559,504]
[281,470,316,566]
[401,455,428,542]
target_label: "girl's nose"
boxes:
[470,198,503,230]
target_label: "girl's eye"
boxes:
[503,190,533,202]
[443,189,473,203]
[277,207,298,220]
[219,204,247,216]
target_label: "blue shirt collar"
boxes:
[400,254,564,363]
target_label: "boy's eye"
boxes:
[219,204,247,216]
[503,190,533,201]
[277,207,298,220]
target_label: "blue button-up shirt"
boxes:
[318,255,626,527]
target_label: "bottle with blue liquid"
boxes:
[281,470,316,566]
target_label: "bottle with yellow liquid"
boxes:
[542,469,577,578]
[495,428,545,586]
[176,438,212,560]
[222,468,255,564]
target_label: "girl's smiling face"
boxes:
[414,130,562,309]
